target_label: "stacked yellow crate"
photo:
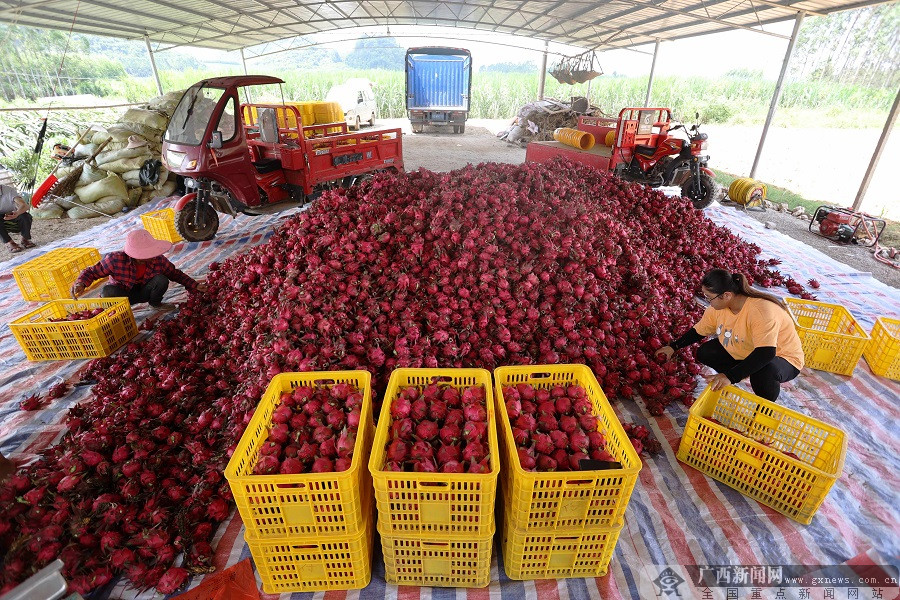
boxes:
[494,364,642,579]
[225,371,375,594]
[368,368,499,588]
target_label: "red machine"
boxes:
[526,108,719,209]
[161,75,403,241]
[810,206,885,245]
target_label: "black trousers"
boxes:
[696,338,800,402]
[1,212,33,243]
[101,274,170,307]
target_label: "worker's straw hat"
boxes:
[124,229,172,260]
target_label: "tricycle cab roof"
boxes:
[192,75,284,89]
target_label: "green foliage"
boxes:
[792,4,900,90]
[479,62,539,74]
[0,145,56,188]
[344,38,405,71]
[81,35,204,77]
[0,24,127,101]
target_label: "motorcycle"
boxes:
[615,113,720,209]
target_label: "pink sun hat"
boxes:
[123,228,172,259]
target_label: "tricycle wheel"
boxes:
[175,200,219,242]
[412,124,423,134]
[458,124,465,134]
[682,172,720,210]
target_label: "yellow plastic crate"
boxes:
[785,298,869,376]
[863,317,900,380]
[676,384,846,524]
[13,247,104,301]
[368,368,499,537]
[494,364,642,531]
[248,514,374,594]
[379,521,494,588]
[141,209,183,243]
[225,371,374,539]
[501,509,623,580]
[9,298,136,361]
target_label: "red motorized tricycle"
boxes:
[161,75,404,241]
[526,108,720,209]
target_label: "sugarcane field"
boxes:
[0,2,898,599]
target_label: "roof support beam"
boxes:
[538,39,548,100]
[750,11,804,178]
[568,0,792,48]
[240,48,253,104]
[144,34,164,96]
[852,85,900,212]
[644,39,660,107]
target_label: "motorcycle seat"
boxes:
[254,158,282,174]
[634,144,656,157]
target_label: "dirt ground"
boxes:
[18,117,898,288]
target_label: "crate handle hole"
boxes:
[422,541,450,548]
[429,376,454,384]
[291,544,319,550]
[313,379,335,386]
[556,536,579,541]
[566,479,592,485]
[530,372,552,379]
[420,481,449,488]
[276,482,306,490]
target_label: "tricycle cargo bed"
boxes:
[526,141,613,170]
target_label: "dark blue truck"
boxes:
[405,47,472,134]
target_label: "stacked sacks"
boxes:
[37,90,185,219]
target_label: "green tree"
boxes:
[345,37,405,71]
[479,62,538,74]
[792,4,900,90]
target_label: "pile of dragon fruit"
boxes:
[0,159,808,593]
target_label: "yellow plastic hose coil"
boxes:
[728,177,767,206]
[553,127,595,151]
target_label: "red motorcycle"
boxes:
[616,112,719,209]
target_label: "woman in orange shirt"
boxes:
[657,269,804,402]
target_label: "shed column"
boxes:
[852,85,900,211]
[240,48,253,104]
[644,40,660,107]
[144,35,164,96]
[538,40,549,100]
[750,12,804,178]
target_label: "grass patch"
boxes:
[714,169,900,248]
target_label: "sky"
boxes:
[197,20,799,81]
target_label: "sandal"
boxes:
[7,241,22,254]
[21,239,36,249]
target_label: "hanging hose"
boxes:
[553,128,595,151]
[727,177,767,206]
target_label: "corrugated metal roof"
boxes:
[0,0,892,53]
